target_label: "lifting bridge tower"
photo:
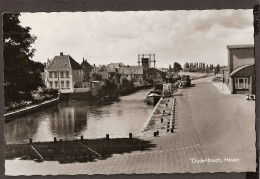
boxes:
[138,54,156,71]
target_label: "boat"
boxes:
[146,90,162,105]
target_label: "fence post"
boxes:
[129,133,132,139]
[154,131,157,137]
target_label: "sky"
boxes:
[20,10,254,68]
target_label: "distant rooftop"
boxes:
[227,44,254,49]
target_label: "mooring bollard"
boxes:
[154,131,157,137]
[81,136,84,140]
[157,131,159,136]
[29,138,33,144]
[129,133,132,139]
[161,117,163,122]
[54,137,57,143]
[171,128,174,133]
[106,134,109,141]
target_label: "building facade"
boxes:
[118,66,144,84]
[224,45,255,94]
[45,52,84,93]
[80,58,93,81]
[144,68,166,83]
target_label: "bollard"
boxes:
[167,128,169,132]
[171,128,174,133]
[29,138,33,144]
[129,133,132,139]
[157,131,159,136]
[106,134,109,141]
[154,131,157,137]
[54,137,57,143]
[81,136,84,140]
[161,117,163,123]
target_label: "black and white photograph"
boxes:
[2,8,258,176]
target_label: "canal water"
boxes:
[5,88,153,144]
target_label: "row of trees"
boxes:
[4,13,50,107]
[183,62,219,73]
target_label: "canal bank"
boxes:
[5,88,154,144]
[4,98,59,123]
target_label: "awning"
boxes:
[229,64,254,77]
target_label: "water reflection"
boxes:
[5,88,153,144]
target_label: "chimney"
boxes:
[83,57,85,62]
[60,52,63,56]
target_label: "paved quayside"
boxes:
[5,76,256,175]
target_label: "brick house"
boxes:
[144,68,166,83]
[118,66,144,84]
[80,58,93,81]
[45,52,84,93]
[223,45,255,94]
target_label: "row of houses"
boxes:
[43,52,166,94]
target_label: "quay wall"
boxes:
[5,98,59,122]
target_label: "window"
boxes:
[49,72,53,78]
[55,81,58,88]
[50,81,53,88]
[66,81,70,88]
[61,72,64,78]
[235,78,249,89]
[66,71,69,78]
[54,72,58,78]
[61,81,64,88]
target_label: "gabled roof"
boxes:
[46,54,83,70]
[107,63,125,69]
[118,66,143,75]
[145,67,165,73]
[229,64,254,76]
[81,60,93,69]
[227,44,254,49]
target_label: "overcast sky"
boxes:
[20,10,253,68]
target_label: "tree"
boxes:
[183,62,190,72]
[3,13,44,104]
[215,64,220,74]
[91,72,103,81]
[173,62,182,73]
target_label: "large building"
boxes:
[223,45,255,94]
[45,52,84,93]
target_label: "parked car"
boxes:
[180,75,191,87]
